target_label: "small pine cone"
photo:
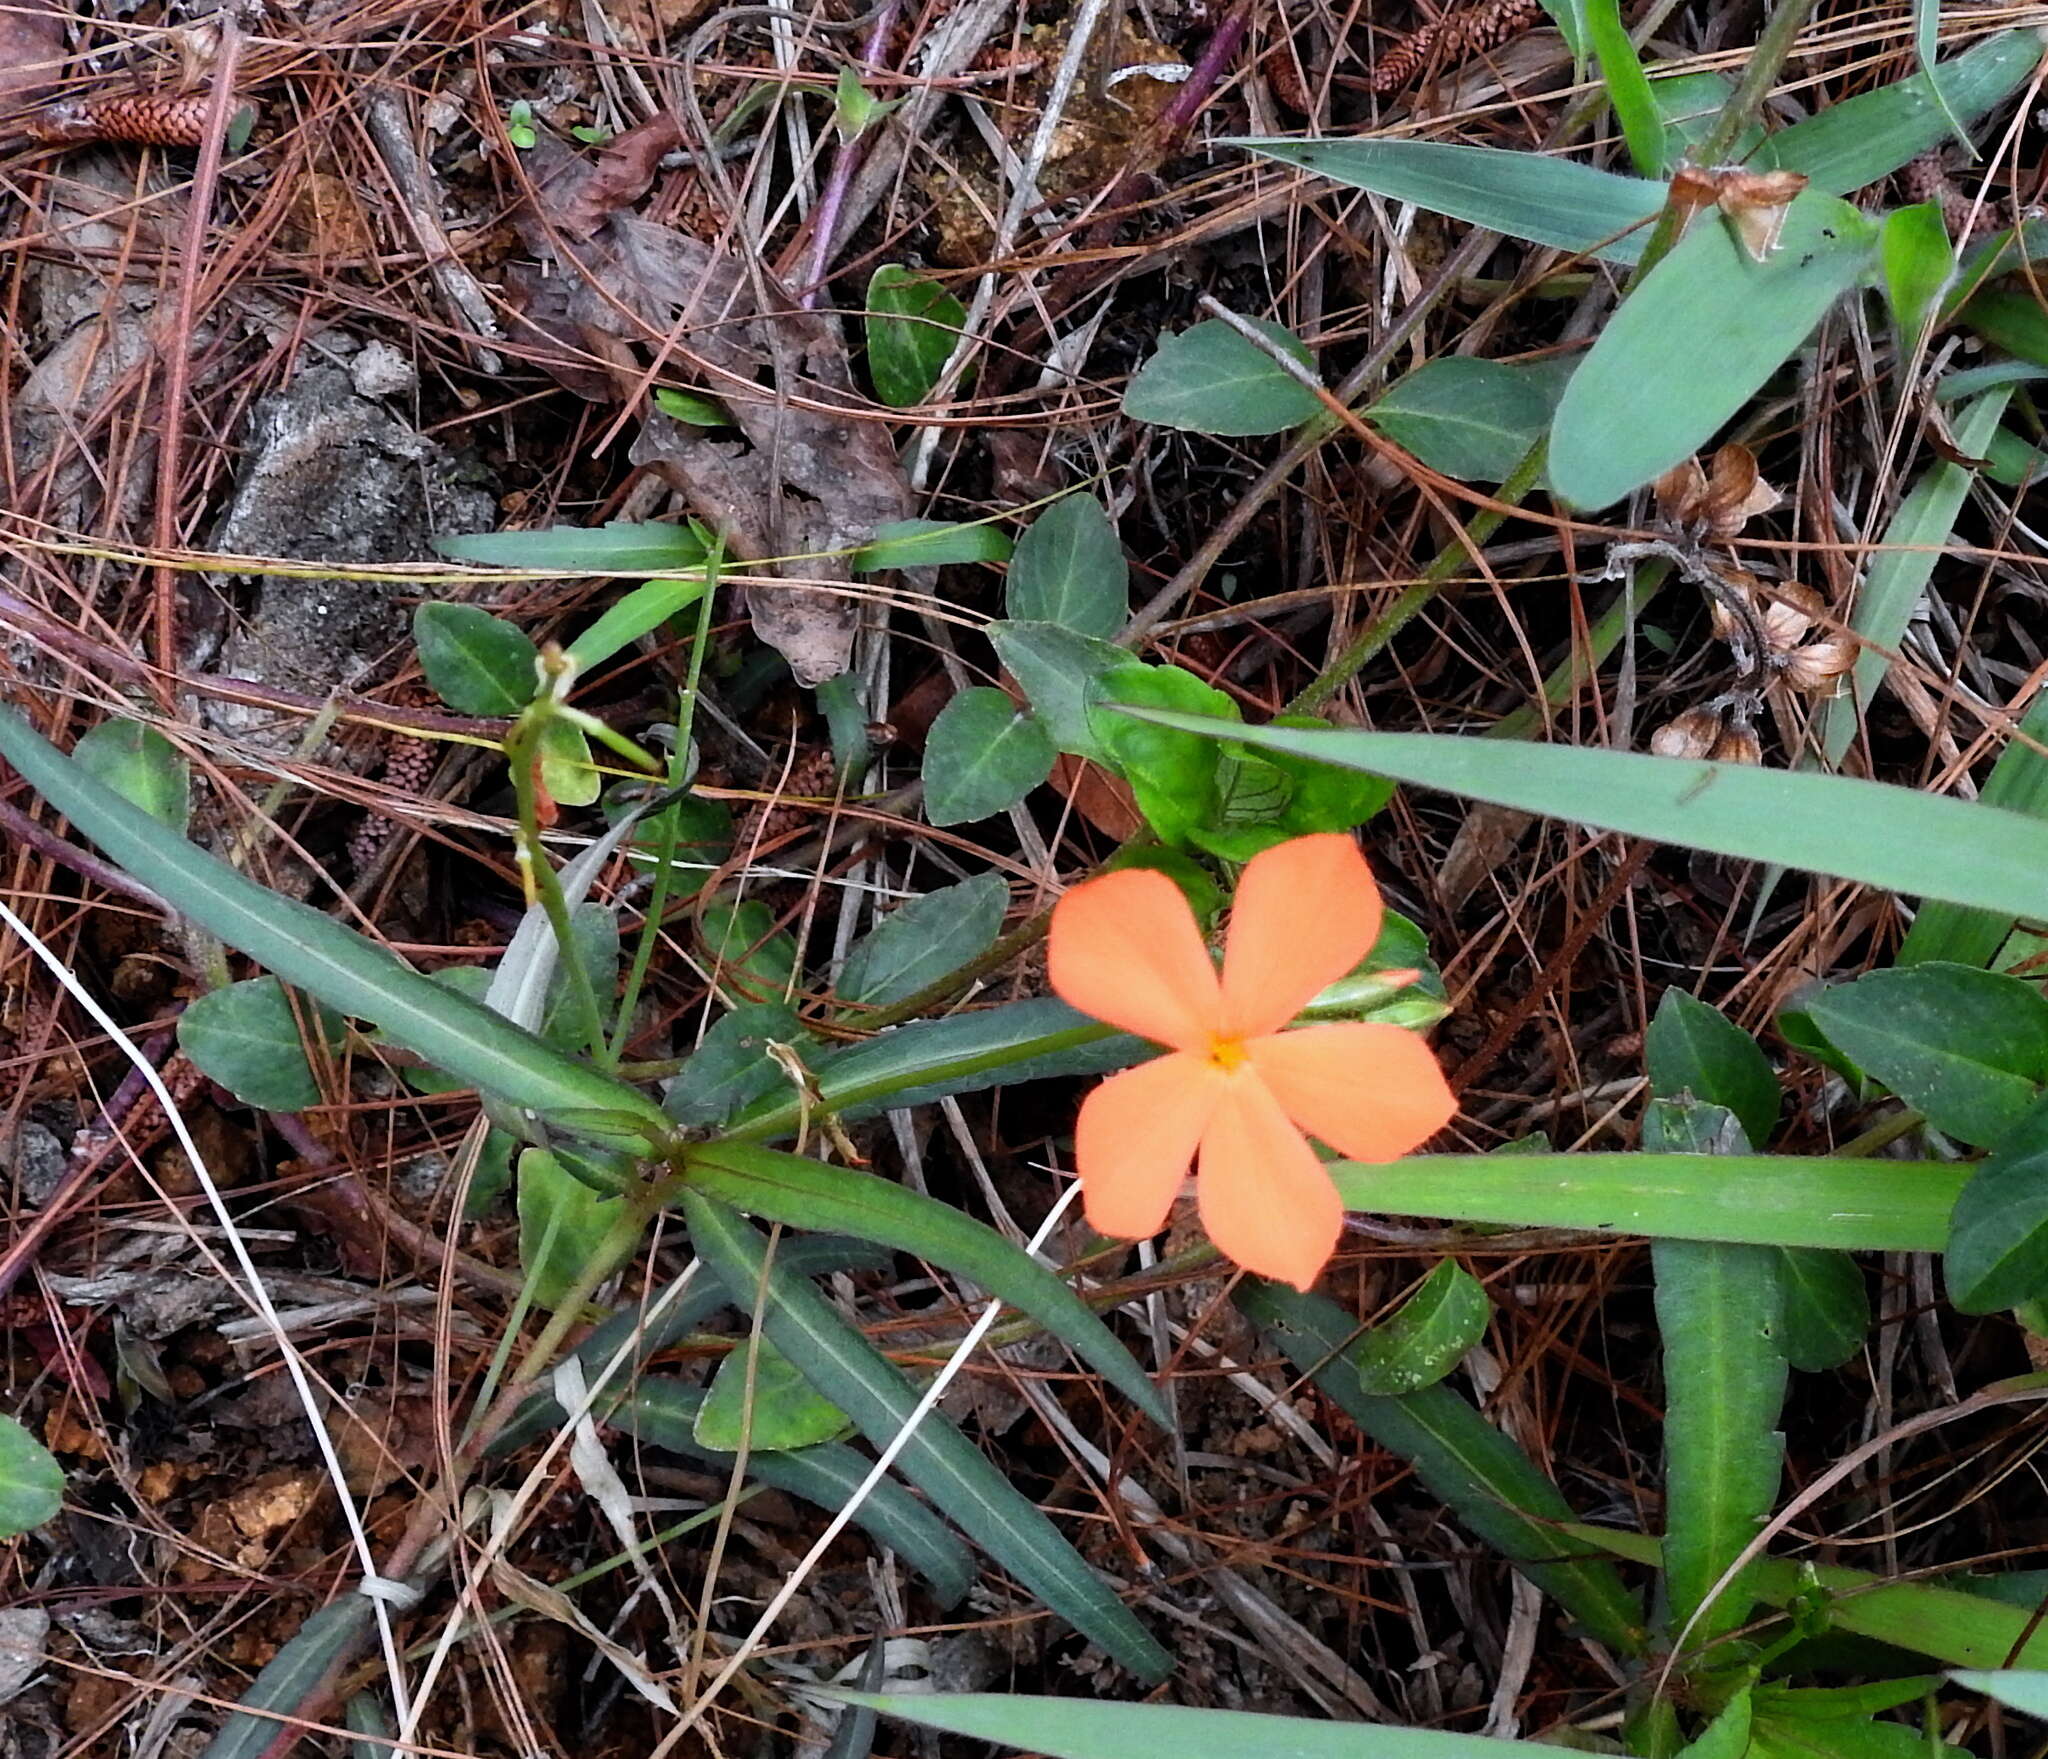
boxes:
[1369,0,1547,92]
[25,93,212,147]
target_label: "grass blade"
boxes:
[0,709,672,1144]
[1118,715,2048,926]
[682,1141,1169,1424]
[681,1191,1172,1680]
[1333,1154,1961,1249]
[1238,1280,1648,1654]
[1654,1241,1789,1652]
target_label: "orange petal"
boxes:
[1074,1052,1223,1240]
[1196,1071,1341,1291]
[1049,867,1220,1050]
[1245,1022,1456,1161]
[1219,834,1385,1039]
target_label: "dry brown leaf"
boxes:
[0,0,65,113]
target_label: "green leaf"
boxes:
[1900,692,2048,968]
[1121,319,1323,436]
[1239,1280,1648,1652]
[1239,137,1664,264]
[652,387,729,427]
[537,904,620,1051]
[435,519,711,572]
[681,1192,1172,1680]
[0,1412,62,1537]
[1651,70,1749,159]
[682,1139,1171,1425]
[1805,963,2048,1146]
[1006,495,1128,637]
[1945,1098,2048,1311]
[1111,714,2048,930]
[1353,1259,1490,1395]
[1754,31,2043,195]
[853,519,1012,572]
[844,1694,1615,1759]
[1646,989,1781,1148]
[1881,200,1956,350]
[1754,1681,1941,1722]
[1816,386,2013,768]
[1329,1154,1964,1251]
[413,603,539,716]
[1684,1691,1754,1759]
[198,1597,377,1759]
[1773,1248,1870,1371]
[1586,0,1664,175]
[518,1146,640,1307]
[1951,1671,2048,1719]
[699,896,799,1001]
[922,687,1055,825]
[838,873,1008,1006]
[1959,284,2048,365]
[1367,357,1559,483]
[665,1002,806,1127]
[1549,191,1879,509]
[535,717,600,808]
[987,621,1129,761]
[1092,663,1236,845]
[695,1335,849,1450]
[1265,715,1397,835]
[864,265,968,407]
[566,576,709,673]
[1653,1239,1788,1648]
[1749,1711,1925,1759]
[834,65,899,140]
[608,1377,971,1603]
[725,997,1133,1140]
[178,977,342,1112]
[1642,1094,1748,1157]
[72,719,188,831]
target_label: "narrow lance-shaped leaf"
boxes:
[680,1140,1170,1425]
[681,1192,1172,1681]
[0,709,673,1145]
[1112,714,2048,928]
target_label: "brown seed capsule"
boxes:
[1716,168,1809,262]
[1759,580,1824,653]
[1651,706,1725,760]
[1700,442,1781,540]
[1655,455,1711,528]
[1710,721,1763,765]
[1781,635,1855,692]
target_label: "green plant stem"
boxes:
[1286,439,1550,714]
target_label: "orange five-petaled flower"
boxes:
[1048,834,1457,1291]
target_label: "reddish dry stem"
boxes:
[1370,0,1548,91]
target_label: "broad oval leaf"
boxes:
[864,264,968,408]
[988,620,1129,762]
[1122,318,1322,436]
[1367,357,1559,483]
[1550,191,1879,509]
[695,1335,849,1450]
[1773,1247,1870,1371]
[0,1413,62,1537]
[1240,137,1664,264]
[682,1192,1172,1680]
[1353,1259,1489,1395]
[518,1146,642,1308]
[413,602,539,715]
[72,719,188,831]
[1646,989,1781,1149]
[665,1001,806,1127]
[1945,1099,2048,1312]
[838,873,1008,1007]
[179,977,342,1112]
[682,1139,1171,1425]
[1805,963,2048,1147]
[923,687,1056,825]
[1881,200,1956,348]
[1006,495,1129,637]
[0,712,675,1145]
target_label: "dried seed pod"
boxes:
[1716,168,1809,262]
[1700,442,1782,540]
[1759,580,1824,653]
[1781,635,1855,692]
[1651,705,1725,760]
[1710,720,1763,765]
[1655,455,1710,528]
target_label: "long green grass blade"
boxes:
[1119,714,2048,925]
[682,1141,1169,1425]
[1238,1281,1648,1653]
[1899,693,2048,967]
[1333,1154,1961,1249]
[608,1378,976,1604]
[1654,1241,1788,1652]
[843,1692,1574,1759]
[681,1191,1172,1680]
[0,709,672,1144]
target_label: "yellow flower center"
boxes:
[1206,1036,1250,1073]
